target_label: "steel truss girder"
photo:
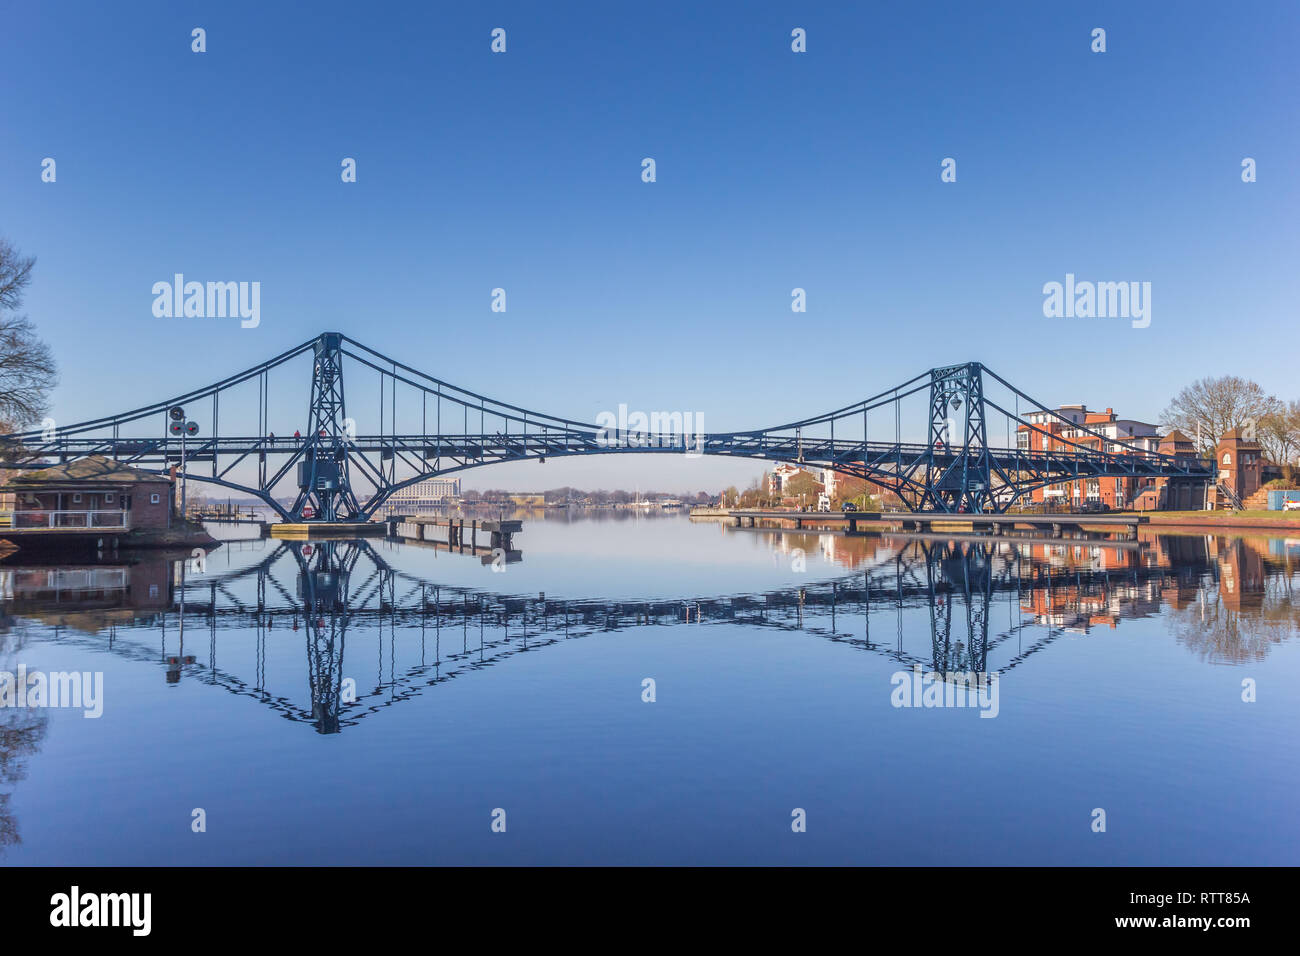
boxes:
[0,334,1215,519]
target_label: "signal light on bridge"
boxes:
[169,406,185,422]
[169,422,183,436]
[185,421,199,436]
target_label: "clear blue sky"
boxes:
[2,1,1296,493]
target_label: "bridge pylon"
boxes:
[922,363,996,514]
[291,333,362,521]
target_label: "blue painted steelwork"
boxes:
[0,333,1214,520]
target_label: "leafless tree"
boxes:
[0,239,57,431]
[0,239,35,312]
[1160,376,1280,456]
[1257,399,1300,474]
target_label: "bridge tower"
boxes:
[293,333,362,521]
[922,363,995,514]
[925,542,994,676]
[293,540,353,734]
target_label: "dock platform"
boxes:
[270,522,387,540]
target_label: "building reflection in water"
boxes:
[0,532,1294,747]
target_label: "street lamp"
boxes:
[168,406,200,519]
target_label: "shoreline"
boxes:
[1132,511,1300,534]
[690,506,1300,535]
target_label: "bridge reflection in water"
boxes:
[0,532,1295,735]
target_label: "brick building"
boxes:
[1016,407,1214,511]
[5,455,175,531]
[1207,427,1265,509]
[1017,405,1163,508]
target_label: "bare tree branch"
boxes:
[0,240,35,313]
[0,239,57,432]
[1160,376,1280,457]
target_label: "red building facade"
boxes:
[6,455,174,531]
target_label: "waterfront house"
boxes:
[1017,405,1167,508]
[5,455,174,531]
[1015,407,1217,510]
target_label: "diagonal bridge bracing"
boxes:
[0,332,1214,520]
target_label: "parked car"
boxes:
[1284,499,1300,512]
[841,502,858,513]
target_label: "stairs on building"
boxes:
[1242,487,1271,511]
[1215,482,1244,511]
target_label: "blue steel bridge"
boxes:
[0,332,1213,520]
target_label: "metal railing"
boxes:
[10,509,131,530]
[5,567,130,593]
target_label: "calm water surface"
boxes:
[1,511,1298,865]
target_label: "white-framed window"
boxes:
[150,493,160,504]
[72,493,82,503]
[1222,453,1232,465]
[105,493,114,504]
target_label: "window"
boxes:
[105,493,114,504]
[150,493,160,504]
[72,494,82,503]
[1222,453,1232,465]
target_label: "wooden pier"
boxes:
[388,516,523,565]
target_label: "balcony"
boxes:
[10,509,131,531]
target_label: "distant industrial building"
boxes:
[382,477,460,515]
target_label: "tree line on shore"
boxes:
[1162,377,1300,478]
[465,487,713,505]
